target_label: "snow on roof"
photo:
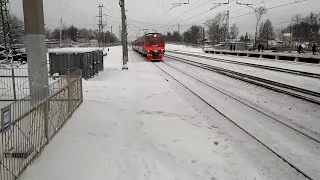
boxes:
[48,47,103,54]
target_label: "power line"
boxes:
[153,0,162,15]
[180,0,267,26]
[230,0,307,20]
[157,0,203,29]
[155,0,212,25]
[102,6,120,15]
[175,0,303,27]
[106,14,171,28]
[43,0,93,26]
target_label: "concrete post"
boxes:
[22,0,49,102]
[120,0,128,70]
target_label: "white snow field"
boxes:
[20,46,308,180]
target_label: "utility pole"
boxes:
[110,26,113,44]
[97,4,103,47]
[119,25,121,42]
[119,0,128,70]
[94,16,96,31]
[202,26,205,52]
[60,17,62,46]
[0,0,13,64]
[226,10,229,43]
[22,0,49,102]
[178,23,180,34]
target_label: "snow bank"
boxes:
[48,47,103,54]
[166,43,203,53]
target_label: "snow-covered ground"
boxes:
[157,60,320,180]
[166,44,203,53]
[166,44,320,74]
[20,46,309,180]
[165,58,320,135]
[166,52,320,93]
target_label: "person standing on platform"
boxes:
[298,44,303,54]
[312,44,316,55]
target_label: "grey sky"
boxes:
[10,0,320,40]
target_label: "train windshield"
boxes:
[146,38,164,45]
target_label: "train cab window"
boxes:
[146,38,164,45]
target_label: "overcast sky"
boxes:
[10,0,320,40]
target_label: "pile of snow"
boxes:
[48,47,103,54]
[166,43,203,53]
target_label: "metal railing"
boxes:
[0,69,83,180]
[0,68,29,101]
[0,68,80,101]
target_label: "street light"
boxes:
[237,1,267,46]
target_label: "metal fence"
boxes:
[49,50,104,80]
[0,69,83,180]
[0,68,79,101]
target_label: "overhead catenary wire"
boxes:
[179,0,270,26]
[170,0,306,28]
[153,0,162,15]
[230,0,307,20]
[43,0,93,26]
[157,0,204,29]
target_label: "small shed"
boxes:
[48,48,104,79]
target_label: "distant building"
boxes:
[77,36,89,43]
[90,40,98,47]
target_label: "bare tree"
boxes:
[10,15,24,44]
[206,13,228,45]
[172,31,181,42]
[229,23,239,40]
[259,19,275,48]
[251,6,267,46]
[291,14,302,24]
[275,28,284,42]
[67,25,78,42]
[183,25,202,44]
[289,12,320,43]
[45,28,52,39]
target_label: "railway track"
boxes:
[165,54,320,105]
[166,50,320,79]
[151,60,320,180]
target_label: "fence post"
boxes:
[43,96,49,144]
[80,72,83,102]
[11,68,17,100]
[67,69,72,113]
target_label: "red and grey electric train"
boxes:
[132,33,165,61]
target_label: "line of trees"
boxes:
[0,14,25,44]
[47,25,119,44]
[165,12,240,45]
[281,13,320,44]
[0,14,119,45]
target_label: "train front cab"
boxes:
[145,34,165,61]
[146,50,165,61]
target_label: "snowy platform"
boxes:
[20,46,306,180]
[165,44,320,64]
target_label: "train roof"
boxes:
[133,33,164,42]
[144,33,163,37]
